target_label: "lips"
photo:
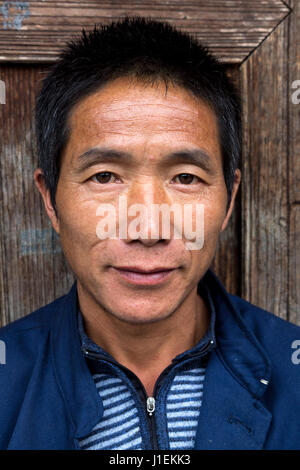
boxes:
[111,266,177,285]
[114,266,176,274]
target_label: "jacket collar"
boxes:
[194,348,272,449]
[50,269,272,443]
[200,270,272,398]
[194,270,272,449]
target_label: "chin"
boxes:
[111,308,173,325]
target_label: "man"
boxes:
[0,16,299,450]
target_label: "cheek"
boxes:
[203,183,227,227]
[202,209,226,247]
[189,190,226,234]
[56,192,100,249]
[188,193,227,255]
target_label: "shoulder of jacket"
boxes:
[0,291,69,340]
[227,293,300,377]
[228,293,300,335]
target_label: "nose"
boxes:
[120,181,172,246]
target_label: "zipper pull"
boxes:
[146,397,155,416]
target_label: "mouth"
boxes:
[110,266,178,286]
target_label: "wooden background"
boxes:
[0,0,299,327]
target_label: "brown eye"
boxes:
[174,173,198,184]
[93,172,114,184]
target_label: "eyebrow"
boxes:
[74,147,216,175]
[161,149,215,175]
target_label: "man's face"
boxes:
[36,77,240,324]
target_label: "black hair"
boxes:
[36,16,241,215]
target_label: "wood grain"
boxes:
[287,0,300,324]
[240,18,289,320]
[0,0,289,63]
[0,64,74,326]
[239,0,300,325]
[211,66,241,296]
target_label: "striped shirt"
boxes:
[78,366,206,450]
[166,367,205,449]
[79,374,143,450]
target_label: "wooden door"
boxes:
[0,0,298,326]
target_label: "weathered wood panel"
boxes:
[0,0,289,63]
[211,65,241,297]
[287,0,300,324]
[240,18,289,320]
[240,0,300,326]
[0,64,75,327]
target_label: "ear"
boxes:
[34,169,60,234]
[221,169,241,232]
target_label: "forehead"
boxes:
[65,77,221,164]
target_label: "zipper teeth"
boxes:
[149,410,158,450]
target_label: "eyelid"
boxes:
[172,173,203,184]
[90,171,120,184]
[88,171,204,185]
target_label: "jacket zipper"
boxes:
[146,396,157,449]
[81,340,214,449]
[81,347,160,448]
[144,363,176,450]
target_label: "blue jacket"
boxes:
[0,269,299,450]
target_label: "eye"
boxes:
[172,173,201,185]
[91,172,118,184]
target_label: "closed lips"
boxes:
[114,267,176,273]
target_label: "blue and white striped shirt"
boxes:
[78,366,206,450]
[166,367,206,449]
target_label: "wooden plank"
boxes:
[211,65,241,296]
[0,0,290,63]
[287,0,300,325]
[0,64,74,326]
[240,18,289,320]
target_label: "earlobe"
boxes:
[33,169,60,234]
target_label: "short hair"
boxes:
[36,16,241,215]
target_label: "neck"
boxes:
[78,283,210,396]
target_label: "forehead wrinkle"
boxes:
[92,105,199,118]
[92,126,202,135]
[99,102,200,115]
[85,111,205,133]
[89,113,204,132]
[98,115,198,125]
